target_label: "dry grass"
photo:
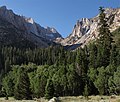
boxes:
[60,96,120,102]
[0,96,120,102]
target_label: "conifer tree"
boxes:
[4,57,11,73]
[89,43,97,68]
[14,69,32,100]
[97,7,113,67]
[110,45,118,66]
[45,79,54,100]
[83,84,89,99]
[76,48,88,76]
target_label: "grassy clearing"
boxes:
[0,96,120,102]
[60,96,120,102]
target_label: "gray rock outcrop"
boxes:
[60,8,120,47]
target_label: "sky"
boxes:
[0,0,120,38]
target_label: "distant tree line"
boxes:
[0,7,120,100]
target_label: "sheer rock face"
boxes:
[0,6,62,44]
[60,8,120,47]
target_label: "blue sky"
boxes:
[0,0,119,37]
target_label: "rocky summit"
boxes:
[0,6,62,48]
[59,8,120,48]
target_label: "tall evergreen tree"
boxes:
[4,57,11,73]
[45,79,54,100]
[110,45,118,66]
[97,7,113,67]
[76,48,88,76]
[89,43,97,69]
[14,69,32,100]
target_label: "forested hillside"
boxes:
[0,8,120,100]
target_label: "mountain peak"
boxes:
[60,8,120,47]
[0,5,62,48]
[46,27,58,33]
[0,5,62,40]
[0,6,7,10]
[0,6,13,13]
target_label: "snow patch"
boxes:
[25,17,34,24]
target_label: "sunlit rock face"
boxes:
[60,8,120,47]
